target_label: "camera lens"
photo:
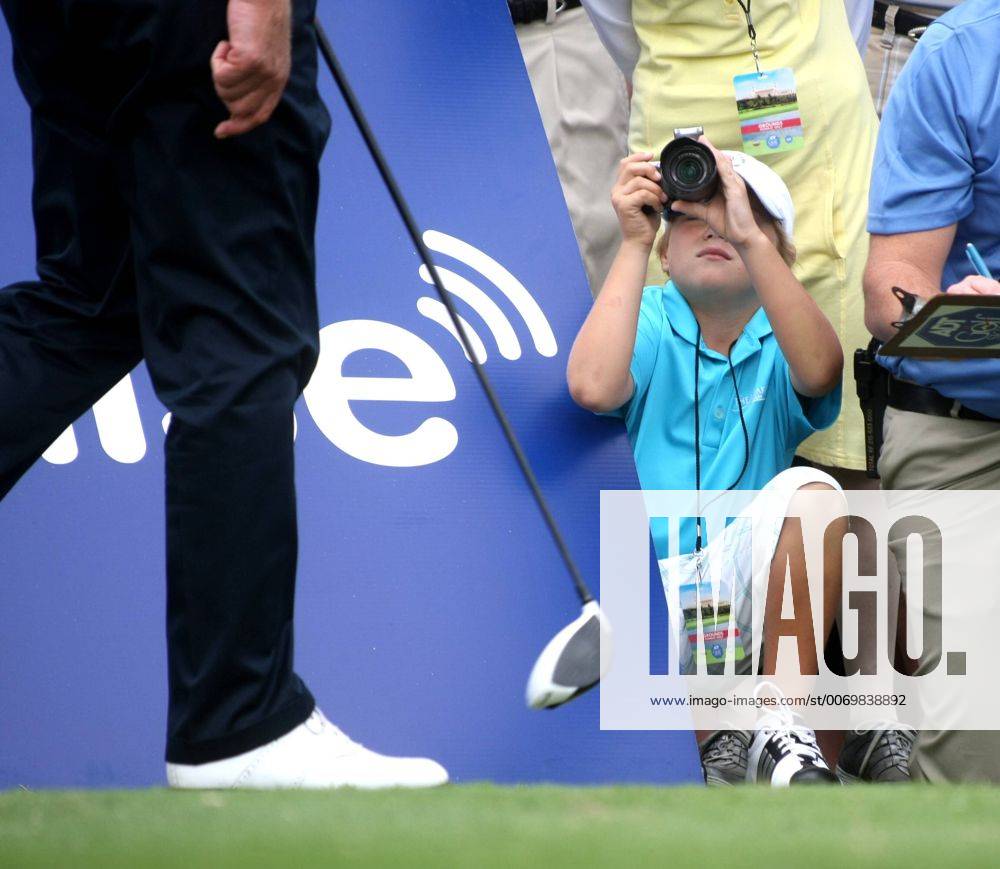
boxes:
[676,156,704,185]
[658,138,719,208]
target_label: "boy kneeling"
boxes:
[567,140,845,785]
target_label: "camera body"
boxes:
[643,126,720,219]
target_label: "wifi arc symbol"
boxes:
[416,230,558,364]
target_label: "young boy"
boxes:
[567,140,845,786]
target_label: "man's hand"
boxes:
[611,153,666,251]
[946,275,1000,296]
[212,0,292,139]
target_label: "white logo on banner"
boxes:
[42,232,557,469]
[415,230,557,364]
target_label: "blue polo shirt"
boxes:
[868,1,1000,416]
[609,283,841,556]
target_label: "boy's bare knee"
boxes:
[796,481,836,493]
[786,481,840,516]
[784,481,848,539]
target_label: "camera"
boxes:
[643,126,719,218]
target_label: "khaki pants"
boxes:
[515,6,629,297]
[880,407,1000,783]
[864,5,943,117]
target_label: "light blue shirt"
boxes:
[609,283,841,556]
[868,1,1000,416]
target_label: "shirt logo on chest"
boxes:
[737,386,767,409]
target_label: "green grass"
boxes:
[2,785,999,868]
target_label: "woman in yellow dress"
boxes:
[582,0,878,476]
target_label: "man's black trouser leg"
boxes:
[0,112,143,497]
[0,0,331,765]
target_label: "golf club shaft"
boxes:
[313,18,593,606]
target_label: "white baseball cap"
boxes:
[722,150,796,240]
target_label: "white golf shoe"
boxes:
[166,708,449,790]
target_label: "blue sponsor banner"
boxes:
[0,1,699,786]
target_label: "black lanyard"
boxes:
[734,0,762,74]
[693,327,751,555]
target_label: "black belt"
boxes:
[508,0,582,26]
[887,376,1000,423]
[872,2,936,36]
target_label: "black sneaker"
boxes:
[836,726,915,783]
[748,711,839,786]
[700,731,749,786]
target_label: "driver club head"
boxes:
[526,600,612,709]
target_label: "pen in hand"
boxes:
[892,245,995,330]
[966,243,995,280]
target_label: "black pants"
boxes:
[0,0,331,763]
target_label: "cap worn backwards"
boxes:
[723,150,796,240]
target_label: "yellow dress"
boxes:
[630,0,877,470]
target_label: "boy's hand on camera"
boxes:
[611,153,666,249]
[669,138,765,251]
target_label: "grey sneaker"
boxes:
[700,730,750,786]
[836,725,915,783]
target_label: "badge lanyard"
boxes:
[733,0,762,76]
[692,329,751,559]
[683,330,752,670]
[730,0,805,154]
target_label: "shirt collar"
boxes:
[661,281,773,363]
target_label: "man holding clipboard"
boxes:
[879,268,1000,361]
[863,0,1000,782]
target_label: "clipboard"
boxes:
[879,293,1000,359]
